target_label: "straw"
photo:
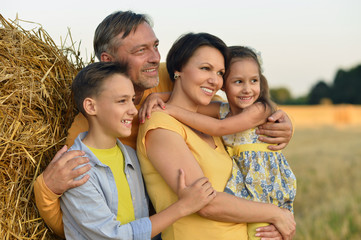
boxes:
[0,14,90,239]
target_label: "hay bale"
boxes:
[0,14,87,239]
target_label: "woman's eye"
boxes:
[217,71,224,76]
[201,66,210,70]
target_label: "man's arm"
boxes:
[34,145,90,237]
[257,109,293,151]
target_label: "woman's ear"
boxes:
[83,97,97,116]
[100,52,114,62]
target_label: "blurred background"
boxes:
[1,0,361,239]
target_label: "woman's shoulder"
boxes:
[138,111,186,136]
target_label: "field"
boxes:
[284,126,361,239]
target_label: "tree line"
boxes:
[270,64,361,105]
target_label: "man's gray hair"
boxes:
[93,10,152,60]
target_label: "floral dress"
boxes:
[220,103,297,211]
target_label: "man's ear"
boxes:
[100,52,114,62]
[83,97,97,116]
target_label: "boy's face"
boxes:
[93,74,138,138]
[112,22,160,92]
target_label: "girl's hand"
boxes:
[139,93,166,123]
[176,169,216,216]
[256,109,293,150]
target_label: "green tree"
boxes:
[308,81,331,105]
[270,87,292,105]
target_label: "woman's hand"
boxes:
[254,224,283,240]
[256,109,293,151]
[271,208,296,240]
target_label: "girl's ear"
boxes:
[83,97,97,116]
[100,52,114,62]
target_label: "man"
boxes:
[34,10,293,239]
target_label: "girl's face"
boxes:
[175,46,225,110]
[223,58,261,114]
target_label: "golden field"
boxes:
[282,104,361,239]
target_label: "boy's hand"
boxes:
[43,146,91,195]
[139,93,167,123]
[256,109,293,151]
[176,169,216,216]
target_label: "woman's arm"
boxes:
[165,102,271,136]
[145,128,295,239]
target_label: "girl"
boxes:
[155,46,297,240]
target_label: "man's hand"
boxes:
[256,109,293,151]
[43,145,91,195]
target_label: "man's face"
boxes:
[112,22,160,92]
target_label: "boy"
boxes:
[60,61,215,239]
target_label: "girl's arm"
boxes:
[166,102,272,136]
[139,92,171,123]
[145,128,295,240]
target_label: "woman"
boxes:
[137,33,295,240]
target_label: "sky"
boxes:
[2,0,361,97]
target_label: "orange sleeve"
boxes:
[34,173,65,238]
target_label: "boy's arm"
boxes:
[60,176,152,240]
[166,102,271,136]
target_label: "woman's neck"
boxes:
[167,85,198,112]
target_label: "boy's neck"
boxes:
[82,126,118,149]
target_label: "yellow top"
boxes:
[137,112,247,240]
[88,145,135,224]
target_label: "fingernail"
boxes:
[255,233,261,237]
[162,106,165,109]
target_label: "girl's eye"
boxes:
[235,80,242,84]
[118,99,126,103]
[132,97,136,103]
[252,79,259,83]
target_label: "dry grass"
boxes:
[0,15,85,239]
[284,126,361,240]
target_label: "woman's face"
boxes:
[175,46,225,108]
[224,58,261,114]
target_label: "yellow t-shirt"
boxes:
[88,145,135,224]
[137,112,247,240]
